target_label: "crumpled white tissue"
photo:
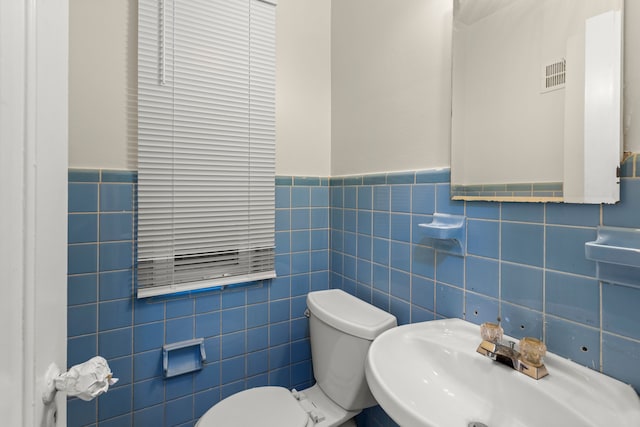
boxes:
[54,356,119,401]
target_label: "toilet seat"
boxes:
[196,386,315,427]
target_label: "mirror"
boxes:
[450,0,623,203]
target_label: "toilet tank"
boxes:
[306,289,397,411]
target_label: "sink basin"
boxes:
[365,318,640,427]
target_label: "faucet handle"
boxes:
[480,322,504,342]
[519,337,547,367]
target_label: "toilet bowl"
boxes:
[196,289,397,427]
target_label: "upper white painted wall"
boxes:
[330,0,452,176]
[69,0,640,173]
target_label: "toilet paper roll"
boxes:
[54,356,119,401]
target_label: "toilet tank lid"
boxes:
[307,289,397,340]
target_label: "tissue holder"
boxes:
[163,338,206,378]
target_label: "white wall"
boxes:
[276,0,332,176]
[330,0,452,176]
[624,0,640,153]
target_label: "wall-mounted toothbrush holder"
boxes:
[585,226,640,289]
[163,338,206,378]
[418,213,466,255]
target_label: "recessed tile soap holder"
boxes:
[163,338,206,378]
[418,213,466,255]
[585,226,640,288]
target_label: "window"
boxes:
[137,0,277,298]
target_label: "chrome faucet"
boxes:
[476,322,549,380]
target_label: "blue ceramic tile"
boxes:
[344,187,357,208]
[412,245,435,279]
[311,186,329,207]
[291,252,310,274]
[165,395,193,426]
[412,275,434,311]
[500,303,543,340]
[222,307,245,334]
[99,213,133,242]
[310,271,329,291]
[435,253,464,288]
[99,270,132,301]
[221,379,245,398]
[166,316,193,343]
[357,234,372,260]
[343,255,356,280]
[195,293,221,313]
[100,414,132,427]
[373,212,390,238]
[68,334,97,367]
[275,186,290,209]
[68,304,97,337]
[311,208,329,229]
[310,229,329,250]
[501,222,544,267]
[69,183,98,213]
[290,273,307,296]
[195,312,221,338]
[69,214,98,243]
[222,331,246,359]
[291,209,310,230]
[602,283,640,340]
[546,226,596,276]
[98,384,132,421]
[133,349,162,381]
[247,349,269,377]
[69,169,100,183]
[222,289,245,309]
[390,214,411,242]
[330,187,344,208]
[247,284,268,304]
[602,333,640,392]
[311,250,329,271]
[435,283,463,319]
[344,210,357,233]
[387,172,414,184]
[373,186,390,211]
[247,303,268,329]
[275,209,290,231]
[270,299,290,323]
[363,174,386,185]
[435,184,464,215]
[133,377,164,411]
[98,327,132,359]
[194,362,221,392]
[134,322,164,353]
[546,203,600,227]
[465,293,499,325]
[68,397,96,427]
[389,269,410,301]
[275,231,291,254]
[275,254,290,276]
[416,168,450,183]
[68,244,97,275]
[357,211,372,235]
[501,203,544,223]
[357,258,372,285]
[270,323,291,347]
[166,298,193,319]
[467,219,499,259]
[133,405,164,427]
[68,274,98,306]
[465,256,498,297]
[107,355,132,386]
[290,230,310,253]
[545,271,599,326]
[603,179,640,228]
[390,297,410,325]
[294,176,320,186]
[411,184,435,215]
[204,336,221,362]
[291,187,310,208]
[501,263,543,310]
[102,170,137,183]
[358,186,373,210]
[134,300,164,325]
[99,299,132,331]
[275,176,293,186]
[545,316,600,368]
[372,238,389,266]
[100,184,133,212]
[466,201,500,220]
[636,155,640,178]
[372,264,389,292]
[390,185,411,213]
[390,242,411,272]
[270,276,291,300]
[99,242,132,271]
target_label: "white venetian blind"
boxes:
[137,0,276,298]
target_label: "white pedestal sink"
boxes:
[365,318,640,427]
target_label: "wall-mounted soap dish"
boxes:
[418,213,466,255]
[163,338,206,378]
[585,226,640,288]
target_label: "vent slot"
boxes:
[541,58,566,93]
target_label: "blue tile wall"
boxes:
[329,167,640,426]
[67,170,328,427]
[69,165,640,427]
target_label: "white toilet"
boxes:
[196,289,397,427]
